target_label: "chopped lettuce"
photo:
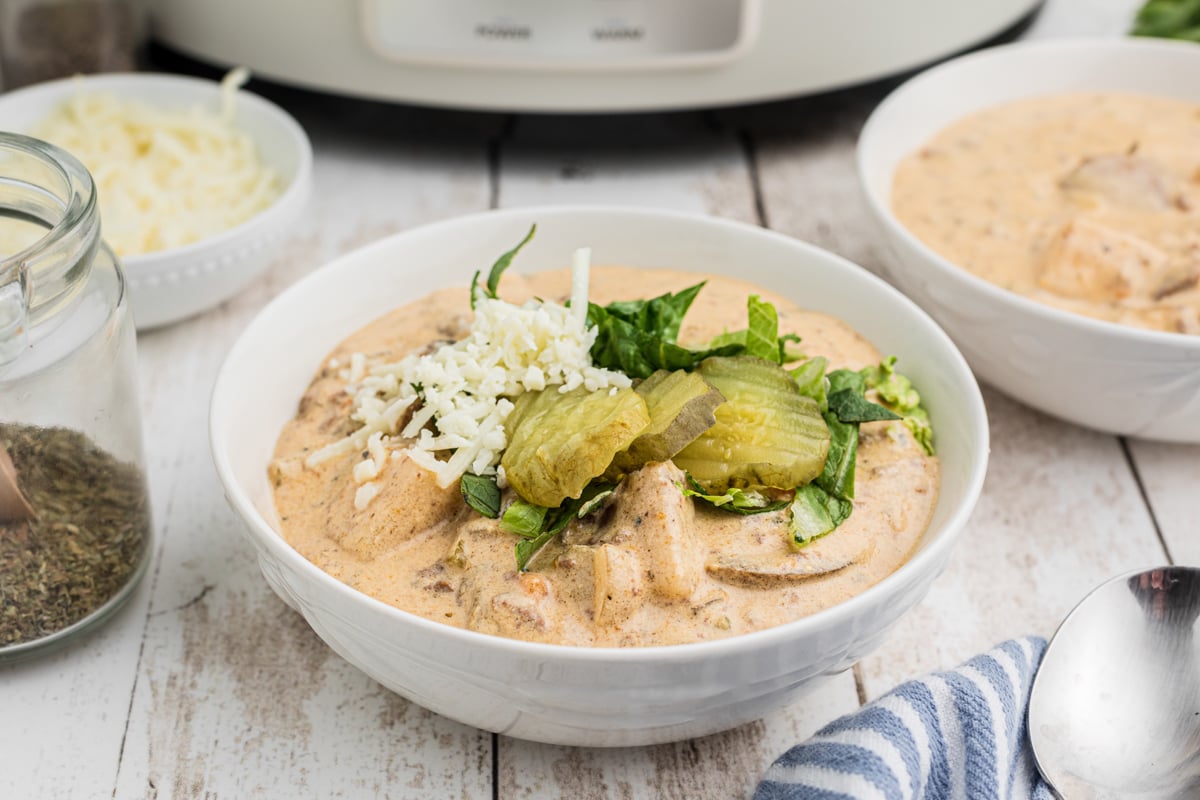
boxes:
[786,368,890,549]
[710,295,806,365]
[1132,0,1200,41]
[745,294,783,361]
[514,528,557,572]
[827,368,901,424]
[601,282,703,344]
[860,357,935,455]
[460,473,501,518]
[587,283,742,378]
[500,499,548,538]
[789,356,829,411]
[777,333,805,364]
[679,475,789,515]
[503,482,616,570]
[788,483,853,546]
[590,288,812,379]
[786,358,933,547]
[815,405,858,502]
[470,223,536,309]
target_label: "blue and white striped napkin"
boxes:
[755,637,1056,800]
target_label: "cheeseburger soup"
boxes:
[893,92,1200,334]
[269,259,939,647]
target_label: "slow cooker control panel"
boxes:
[360,0,758,70]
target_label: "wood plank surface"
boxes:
[860,391,1168,695]
[1126,440,1200,566]
[110,104,498,799]
[0,587,147,798]
[728,82,897,279]
[499,688,863,800]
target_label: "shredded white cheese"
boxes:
[307,248,631,499]
[30,68,283,257]
[353,482,381,511]
[570,247,590,325]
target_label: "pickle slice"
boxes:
[673,356,830,492]
[502,387,650,507]
[607,370,725,476]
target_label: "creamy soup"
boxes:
[893,92,1200,334]
[270,267,939,647]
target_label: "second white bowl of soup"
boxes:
[211,206,987,746]
[858,38,1200,442]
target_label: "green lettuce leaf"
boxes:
[788,483,853,547]
[860,357,935,455]
[709,296,806,366]
[578,486,616,518]
[787,362,934,547]
[816,405,858,502]
[587,286,742,378]
[515,529,557,571]
[745,295,781,361]
[601,282,704,344]
[508,481,617,570]
[787,369,864,548]
[1132,0,1200,40]
[777,333,805,364]
[790,356,829,411]
[679,475,789,515]
[470,223,536,310]
[815,368,897,502]
[460,473,501,519]
[827,388,901,424]
[500,500,547,538]
[827,367,864,396]
[708,329,744,350]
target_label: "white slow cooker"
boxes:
[151,0,1043,112]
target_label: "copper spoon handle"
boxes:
[0,442,35,523]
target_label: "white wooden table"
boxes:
[5,2,1197,796]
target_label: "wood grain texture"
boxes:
[499,680,860,800]
[859,388,1168,696]
[3,1,1188,797]
[110,108,496,798]
[1126,440,1200,566]
[0,586,147,798]
[731,82,897,277]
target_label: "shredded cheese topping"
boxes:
[31,68,283,257]
[307,248,631,500]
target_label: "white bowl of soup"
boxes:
[210,206,987,746]
[858,38,1200,442]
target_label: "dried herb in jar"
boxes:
[0,423,151,647]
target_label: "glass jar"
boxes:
[0,0,147,90]
[0,132,152,662]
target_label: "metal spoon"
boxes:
[1029,566,1200,799]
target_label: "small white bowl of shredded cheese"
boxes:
[0,70,312,329]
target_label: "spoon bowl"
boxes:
[1029,566,1200,799]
